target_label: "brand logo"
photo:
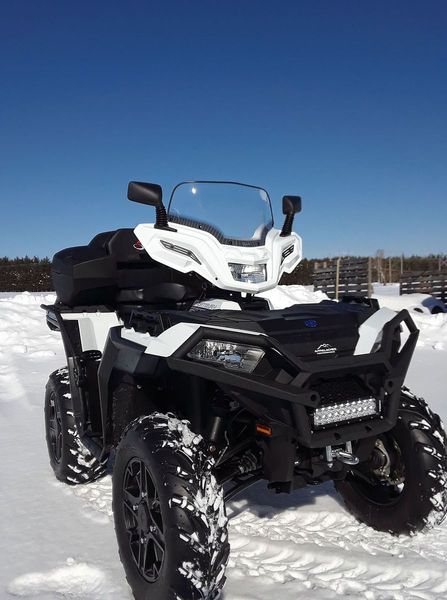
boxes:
[314,343,337,355]
[304,319,318,328]
[133,239,144,251]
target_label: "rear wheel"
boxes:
[336,388,447,534]
[44,368,106,484]
[113,412,229,600]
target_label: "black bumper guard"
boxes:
[167,309,419,447]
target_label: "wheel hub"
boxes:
[138,503,150,533]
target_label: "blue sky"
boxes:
[0,1,446,259]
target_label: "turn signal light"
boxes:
[256,424,272,436]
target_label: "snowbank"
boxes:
[260,284,328,309]
[411,311,447,351]
[373,292,447,315]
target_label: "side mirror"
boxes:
[280,195,302,236]
[282,195,302,215]
[128,181,163,207]
[128,181,173,230]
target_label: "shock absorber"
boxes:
[207,415,225,446]
[216,448,262,484]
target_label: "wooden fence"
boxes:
[313,258,372,299]
[400,272,447,304]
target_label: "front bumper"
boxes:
[167,309,419,448]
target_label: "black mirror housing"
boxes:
[282,195,302,215]
[280,195,302,237]
[128,181,163,207]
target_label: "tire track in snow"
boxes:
[227,506,447,599]
[64,476,447,599]
[65,475,114,524]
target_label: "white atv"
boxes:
[43,180,447,599]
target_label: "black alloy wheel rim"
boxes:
[48,391,63,463]
[123,458,165,583]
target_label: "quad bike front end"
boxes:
[163,306,419,493]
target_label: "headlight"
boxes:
[228,263,266,284]
[187,339,265,373]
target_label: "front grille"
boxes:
[314,377,370,406]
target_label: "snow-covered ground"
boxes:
[1,289,447,600]
[372,284,447,315]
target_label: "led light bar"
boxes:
[187,339,265,373]
[313,397,381,429]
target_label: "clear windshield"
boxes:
[167,181,273,246]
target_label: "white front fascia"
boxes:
[134,222,302,294]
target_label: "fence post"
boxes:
[335,257,341,300]
[368,257,373,297]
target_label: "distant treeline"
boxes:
[0,256,51,266]
[0,254,444,292]
[0,256,52,292]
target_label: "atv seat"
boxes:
[52,229,202,307]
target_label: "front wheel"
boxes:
[336,388,447,534]
[113,413,229,600]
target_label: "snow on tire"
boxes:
[336,387,447,534]
[44,367,106,485]
[113,412,229,600]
